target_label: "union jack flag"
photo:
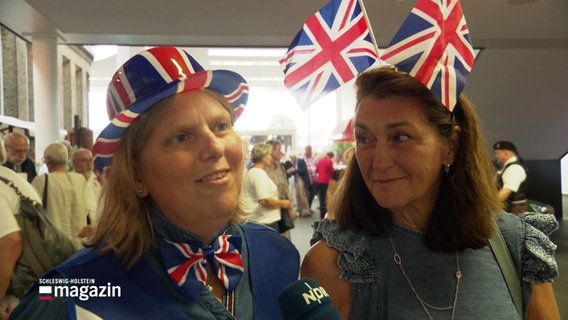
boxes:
[279,0,378,109]
[381,0,475,111]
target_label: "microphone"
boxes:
[279,278,341,320]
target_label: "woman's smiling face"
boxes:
[137,90,243,238]
[354,95,452,216]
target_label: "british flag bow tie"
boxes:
[160,234,245,300]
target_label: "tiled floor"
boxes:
[290,196,568,317]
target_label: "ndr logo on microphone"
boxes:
[301,282,330,305]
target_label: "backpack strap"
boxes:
[0,175,24,198]
[0,175,38,205]
[488,222,523,318]
[0,176,43,208]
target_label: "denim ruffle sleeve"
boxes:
[312,220,378,283]
[519,212,559,284]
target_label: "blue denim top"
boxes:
[312,212,558,319]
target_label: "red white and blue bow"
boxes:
[160,234,245,300]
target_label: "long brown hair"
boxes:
[329,67,501,252]
[89,89,243,267]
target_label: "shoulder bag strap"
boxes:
[488,224,523,317]
[43,174,48,209]
[0,175,27,199]
[0,176,20,195]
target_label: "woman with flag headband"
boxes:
[10,46,299,320]
[301,0,560,319]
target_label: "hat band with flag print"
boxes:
[381,0,475,111]
[92,47,249,172]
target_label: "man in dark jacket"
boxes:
[2,132,36,183]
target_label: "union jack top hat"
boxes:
[92,46,249,172]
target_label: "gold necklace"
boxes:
[388,236,462,320]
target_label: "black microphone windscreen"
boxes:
[278,278,341,320]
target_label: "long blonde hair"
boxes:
[89,89,244,267]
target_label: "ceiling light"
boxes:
[86,45,118,61]
[208,48,286,58]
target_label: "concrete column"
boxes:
[32,35,60,158]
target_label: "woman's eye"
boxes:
[172,134,188,144]
[355,135,370,145]
[216,122,229,132]
[394,133,410,142]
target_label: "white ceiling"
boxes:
[1,0,568,159]
[1,0,567,48]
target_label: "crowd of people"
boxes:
[0,136,100,318]
[0,46,561,319]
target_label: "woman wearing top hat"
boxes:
[10,46,299,320]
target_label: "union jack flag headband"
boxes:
[381,0,476,111]
[92,46,249,172]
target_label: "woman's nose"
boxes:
[372,142,393,170]
[199,130,224,161]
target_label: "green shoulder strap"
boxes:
[488,224,523,318]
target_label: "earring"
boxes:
[136,188,145,195]
[444,163,450,174]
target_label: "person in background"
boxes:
[37,140,73,176]
[242,143,293,233]
[72,148,101,235]
[30,142,90,250]
[0,138,41,319]
[325,146,354,218]
[284,154,310,217]
[302,145,317,211]
[264,140,297,238]
[2,132,36,183]
[493,140,528,215]
[283,155,295,201]
[10,46,299,320]
[58,140,73,171]
[315,151,334,219]
[301,67,559,319]
[264,140,293,208]
[72,149,101,208]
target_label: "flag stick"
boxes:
[357,0,380,58]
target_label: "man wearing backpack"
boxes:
[31,142,90,249]
[0,137,41,319]
[493,140,528,214]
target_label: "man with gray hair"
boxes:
[31,142,90,249]
[72,148,100,226]
[2,132,37,183]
